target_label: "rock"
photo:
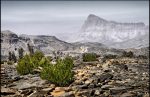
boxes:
[74,80,83,85]
[84,79,93,84]
[97,73,113,82]
[88,83,96,88]
[78,84,88,89]
[1,87,16,95]
[33,68,41,73]
[19,89,33,96]
[61,91,75,97]
[101,85,114,90]
[95,90,100,96]
[120,92,137,97]
[27,90,49,97]
[13,82,36,90]
[51,89,65,97]
[12,75,21,81]
[109,87,127,94]
[104,69,111,73]
[103,91,110,97]
[42,87,54,92]
[116,64,128,71]
[75,90,90,96]
[143,93,149,97]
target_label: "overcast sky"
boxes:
[1,1,149,39]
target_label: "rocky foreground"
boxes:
[1,57,149,97]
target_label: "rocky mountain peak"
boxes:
[78,14,149,45]
[1,30,18,38]
[80,14,108,32]
[86,14,108,25]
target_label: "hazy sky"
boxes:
[1,1,149,39]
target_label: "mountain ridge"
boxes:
[77,14,149,46]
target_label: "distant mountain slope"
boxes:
[76,14,149,47]
[109,33,149,49]
[1,30,74,58]
[1,30,108,59]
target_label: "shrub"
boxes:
[30,51,45,68]
[82,53,97,62]
[8,51,17,62]
[137,55,148,59]
[16,51,46,75]
[7,61,14,65]
[40,57,74,86]
[103,54,117,59]
[46,56,52,61]
[32,50,44,61]
[16,54,34,75]
[1,60,6,64]
[39,57,51,67]
[122,51,134,58]
[61,56,74,69]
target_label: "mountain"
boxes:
[109,33,149,49]
[76,14,149,47]
[1,30,108,60]
[1,30,74,59]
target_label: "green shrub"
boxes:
[82,53,97,62]
[137,55,148,59]
[122,51,134,58]
[7,61,14,65]
[16,51,45,75]
[32,50,44,61]
[16,54,34,75]
[1,60,6,64]
[103,54,117,59]
[46,56,52,61]
[40,57,74,86]
[61,56,74,69]
[39,57,51,67]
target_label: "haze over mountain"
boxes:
[70,14,149,45]
[1,13,149,60]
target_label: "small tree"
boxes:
[8,51,17,62]
[11,51,17,63]
[8,51,12,61]
[18,48,24,59]
[27,43,34,55]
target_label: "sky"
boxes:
[1,1,149,40]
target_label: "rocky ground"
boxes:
[1,57,149,97]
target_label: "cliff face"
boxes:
[77,14,149,46]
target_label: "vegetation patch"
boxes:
[16,50,74,86]
[40,56,74,86]
[122,51,134,58]
[82,53,97,62]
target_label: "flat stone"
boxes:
[61,91,75,97]
[109,87,127,94]
[97,73,113,82]
[51,90,65,97]
[120,92,137,97]
[84,79,93,84]
[42,87,54,92]
[95,90,100,96]
[1,87,16,95]
[101,85,114,90]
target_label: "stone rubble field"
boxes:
[1,57,149,97]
